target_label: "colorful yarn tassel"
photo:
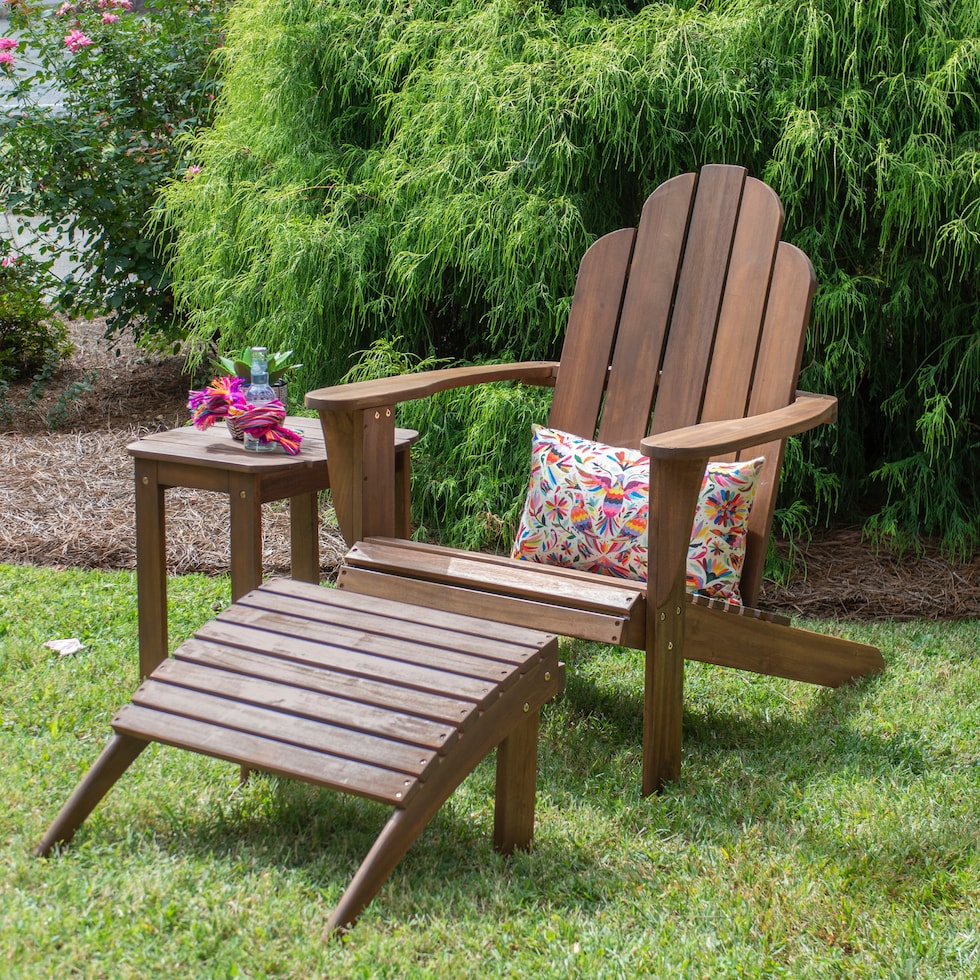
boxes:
[187,376,303,454]
[235,401,304,455]
[187,376,246,429]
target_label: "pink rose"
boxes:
[0,37,19,51]
[64,29,94,53]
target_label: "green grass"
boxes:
[2,564,978,978]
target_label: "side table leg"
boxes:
[229,473,264,601]
[289,491,320,584]
[134,460,168,679]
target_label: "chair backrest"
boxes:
[547,165,815,605]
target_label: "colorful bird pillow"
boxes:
[511,425,764,602]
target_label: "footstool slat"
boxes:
[112,704,422,805]
[132,679,443,776]
[176,640,479,728]
[261,576,552,649]
[238,588,547,667]
[193,620,500,706]
[213,603,531,684]
[150,658,459,750]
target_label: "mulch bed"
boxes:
[2,317,977,621]
[760,530,980,621]
[0,429,348,578]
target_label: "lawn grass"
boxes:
[2,564,978,978]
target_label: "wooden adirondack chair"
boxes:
[306,164,884,796]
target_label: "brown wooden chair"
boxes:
[306,164,885,796]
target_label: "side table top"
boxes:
[127,418,418,474]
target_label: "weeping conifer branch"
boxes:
[157,0,980,554]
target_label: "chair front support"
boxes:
[309,362,558,545]
[644,455,707,793]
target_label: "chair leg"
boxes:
[493,710,540,854]
[643,586,686,796]
[324,804,432,937]
[35,733,148,857]
[324,742,521,937]
[684,602,884,685]
[643,457,705,796]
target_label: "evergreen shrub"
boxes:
[0,256,72,381]
[160,0,980,554]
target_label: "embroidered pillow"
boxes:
[510,424,764,602]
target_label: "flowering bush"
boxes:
[0,0,228,344]
[0,254,72,381]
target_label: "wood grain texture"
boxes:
[685,601,884,684]
[550,228,635,439]
[650,165,747,435]
[306,362,558,412]
[599,171,696,447]
[338,565,633,646]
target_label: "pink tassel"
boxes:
[187,376,247,429]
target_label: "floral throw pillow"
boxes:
[510,425,764,602]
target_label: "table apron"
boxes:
[150,460,329,503]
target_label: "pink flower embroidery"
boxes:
[64,30,94,53]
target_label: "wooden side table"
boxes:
[127,417,417,678]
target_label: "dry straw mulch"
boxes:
[3,426,977,621]
[0,428,347,578]
[760,530,980,621]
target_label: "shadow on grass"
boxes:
[33,642,933,931]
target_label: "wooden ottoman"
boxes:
[35,579,565,937]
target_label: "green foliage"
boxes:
[0,256,72,381]
[161,0,980,553]
[344,338,552,549]
[405,380,552,550]
[213,345,303,382]
[0,0,229,344]
[43,371,97,431]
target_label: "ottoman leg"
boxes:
[493,710,540,854]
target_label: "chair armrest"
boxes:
[640,392,837,460]
[307,360,559,546]
[305,361,560,412]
